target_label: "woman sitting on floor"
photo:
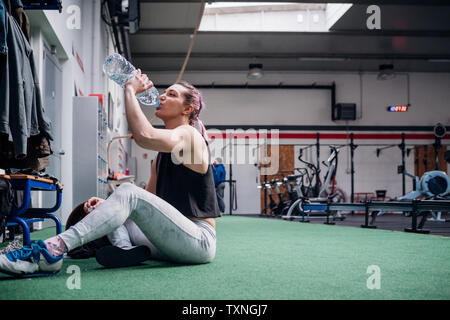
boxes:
[0,70,221,278]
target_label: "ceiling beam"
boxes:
[328,30,450,37]
[134,29,450,37]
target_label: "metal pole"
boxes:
[316,132,320,191]
[228,133,233,215]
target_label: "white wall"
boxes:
[144,71,450,127]
[132,144,157,189]
[18,7,450,218]
[25,1,129,224]
[293,141,416,202]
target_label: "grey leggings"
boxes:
[60,183,216,264]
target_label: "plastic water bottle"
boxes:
[103,53,160,107]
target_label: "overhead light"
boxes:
[428,59,450,63]
[377,64,395,81]
[247,63,263,79]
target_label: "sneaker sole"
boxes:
[95,245,151,268]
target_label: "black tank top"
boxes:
[155,152,221,219]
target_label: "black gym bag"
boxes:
[65,202,111,259]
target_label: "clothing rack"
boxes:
[2,0,62,13]
[21,0,62,12]
[1,174,62,246]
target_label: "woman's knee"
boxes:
[114,182,137,197]
[200,252,216,264]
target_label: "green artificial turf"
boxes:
[0,215,449,300]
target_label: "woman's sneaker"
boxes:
[0,239,63,278]
[95,245,151,268]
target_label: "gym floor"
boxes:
[1,215,449,300]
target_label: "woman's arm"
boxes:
[124,71,208,170]
[123,71,193,154]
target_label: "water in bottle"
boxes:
[103,53,160,106]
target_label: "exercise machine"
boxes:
[0,174,63,246]
[370,130,450,227]
[106,134,135,195]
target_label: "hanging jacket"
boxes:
[212,163,226,187]
[65,202,112,259]
[0,10,52,159]
[0,1,6,55]
[1,0,24,54]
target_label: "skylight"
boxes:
[199,2,353,32]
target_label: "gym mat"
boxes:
[0,215,449,300]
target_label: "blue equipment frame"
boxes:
[296,199,450,234]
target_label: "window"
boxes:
[199,2,352,32]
